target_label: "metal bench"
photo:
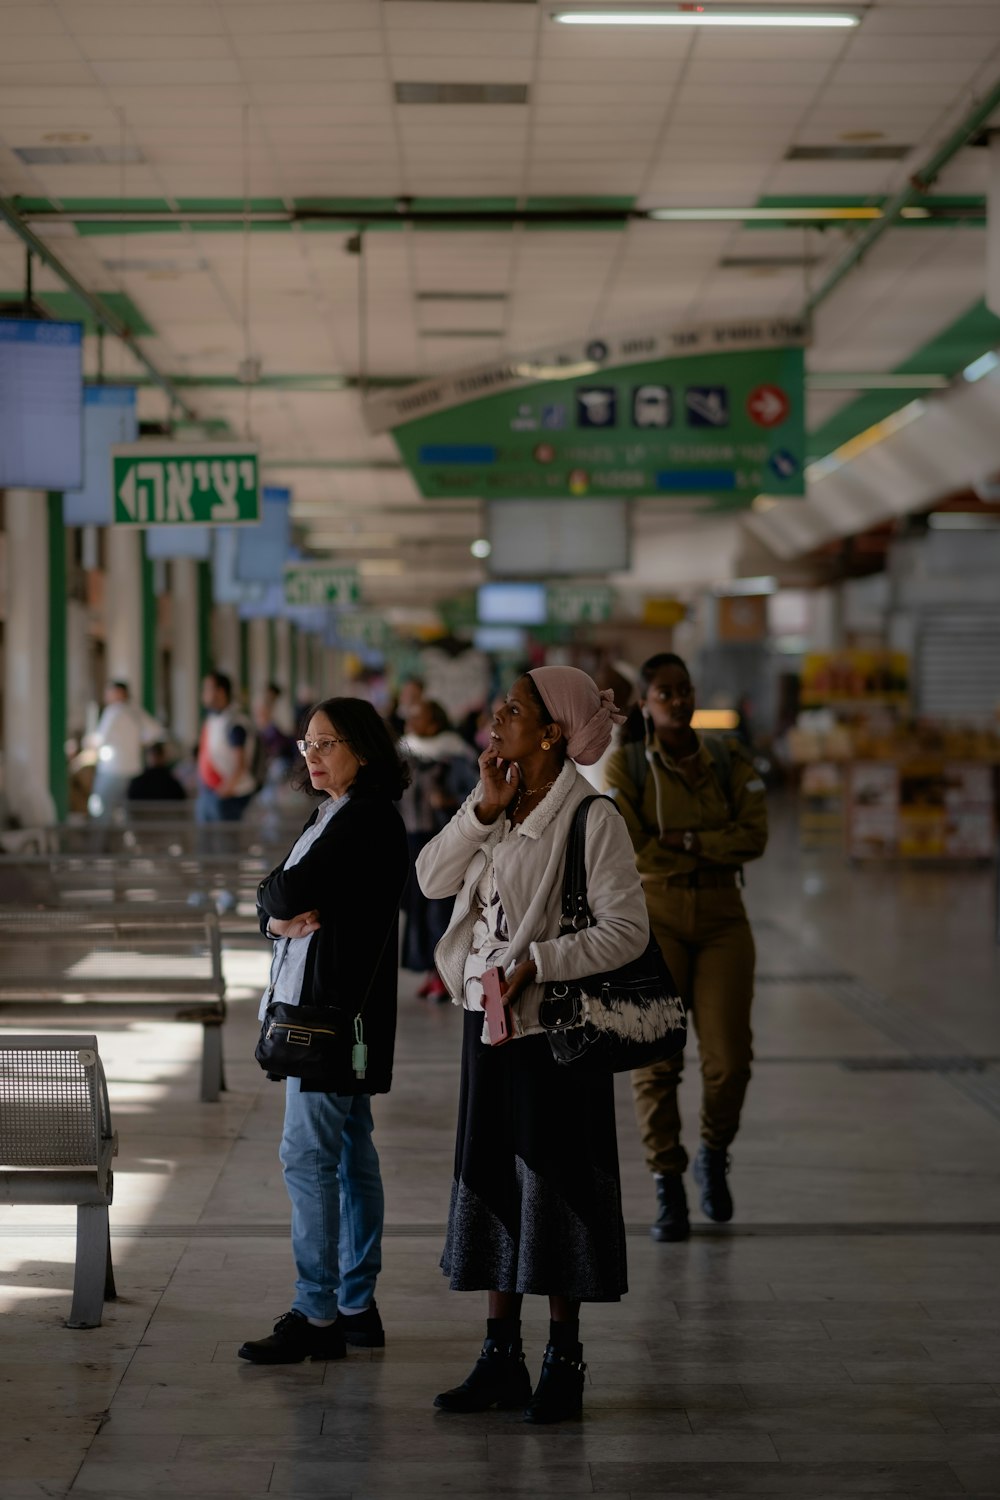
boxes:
[0,1034,117,1328]
[0,852,273,941]
[0,908,227,1102]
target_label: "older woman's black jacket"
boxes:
[256,789,409,1095]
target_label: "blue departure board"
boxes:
[0,319,84,491]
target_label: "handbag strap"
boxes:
[558,794,605,933]
[354,881,407,1022]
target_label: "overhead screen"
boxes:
[477,582,547,626]
[486,499,629,577]
[0,319,84,491]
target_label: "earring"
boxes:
[541,740,551,751]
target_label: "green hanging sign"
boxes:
[112,443,259,525]
[366,320,807,508]
[547,583,615,625]
[284,563,361,608]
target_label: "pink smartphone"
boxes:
[481,965,512,1046]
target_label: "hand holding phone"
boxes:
[481,964,512,1046]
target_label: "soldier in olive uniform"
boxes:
[604,653,768,1242]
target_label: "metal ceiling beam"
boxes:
[0,194,199,421]
[97,371,950,397]
[18,201,986,230]
[804,75,1000,319]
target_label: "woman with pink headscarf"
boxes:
[415,666,649,1425]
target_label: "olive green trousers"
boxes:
[631,881,755,1176]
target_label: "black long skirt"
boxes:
[441,1009,628,1302]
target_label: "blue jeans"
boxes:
[195,786,253,823]
[279,1080,385,1319]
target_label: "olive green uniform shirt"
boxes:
[603,735,768,877]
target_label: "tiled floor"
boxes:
[2,806,999,1498]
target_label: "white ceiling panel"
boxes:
[383,2,537,34]
[61,6,226,36]
[388,56,533,84]
[222,3,377,34]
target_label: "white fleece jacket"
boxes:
[415,761,649,1039]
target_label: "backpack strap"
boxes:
[700,733,734,818]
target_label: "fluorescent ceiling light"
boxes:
[648,206,880,221]
[962,350,1000,383]
[552,9,860,29]
[715,576,778,596]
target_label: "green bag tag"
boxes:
[352,1015,368,1080]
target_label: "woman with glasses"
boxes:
[239,698,410,1365]
[604,653,768,1244]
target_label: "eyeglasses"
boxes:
[296,737,349,756]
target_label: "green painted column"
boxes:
[141,542,157,716]
[47,494,69,822]
[197,561,212,680]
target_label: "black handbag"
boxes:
[255,900,402,1083]
[538,796,687,1074]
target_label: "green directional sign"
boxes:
[112,443,259,526]
[547,583,615,625]
[366,319,807,508]
[284,564,361,608]
[338,611,392,651]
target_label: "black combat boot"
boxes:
[523,1341,586,1424]
[693,1143,734,1223]
[651,1172,690,1241]
[434,1334,531,1413]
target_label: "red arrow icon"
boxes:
[747,384,790,428]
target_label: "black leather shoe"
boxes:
[434,1338,531,1413]
[238,1310,347,1365]
[693,1144,734,1223]
[523,1342,586,1424]
[335,1300,385,1348]
[651,1173,690,1242]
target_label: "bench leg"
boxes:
[200,1021,225,1103]
[66,1204,115,1329]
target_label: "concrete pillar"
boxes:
[213,603,240,680]
[170,559,201,750]
[274,617,292,730]
[4,491,61,824]
[105,527,143,700]
[247,617,271,709]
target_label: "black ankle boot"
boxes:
[434,1337,531,1413]
[693,1143,734,1222]
[651,1173,690,1242]
[523,1342,586,1424]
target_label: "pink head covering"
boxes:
[527,666,625,766]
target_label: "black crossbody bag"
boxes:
[255,897,403,1084]
[538,796,687,1073]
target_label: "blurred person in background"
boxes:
[196,671,257,823]
[127,743,186,803]
[388,676,425,736]
[88,680,164,820]
[254,685,298,789]
[604,652,767,1243]
[399,699,478,1001]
